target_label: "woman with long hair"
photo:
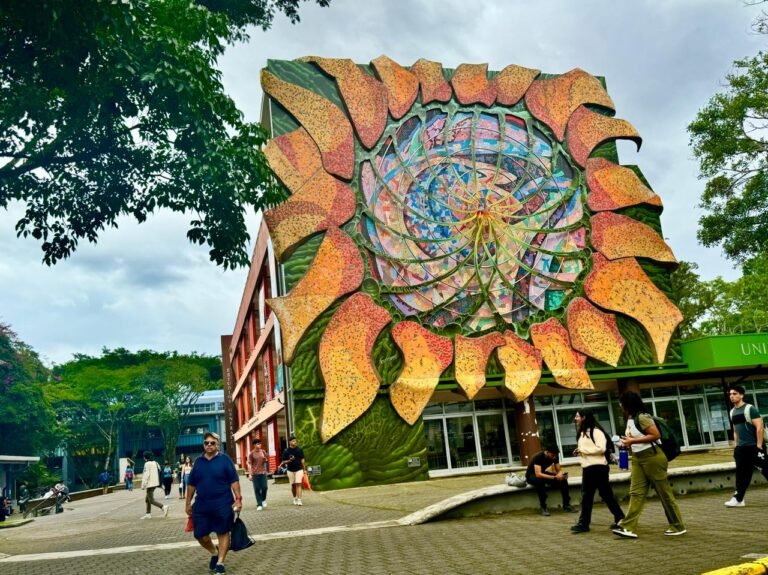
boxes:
[570,409,625,533]
[612,392,686,538]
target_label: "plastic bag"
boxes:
[230,515,254,552]
[505,473,527,488]
[184,516,194,533]
[301,472,312,492]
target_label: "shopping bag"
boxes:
[301,472,312,492]
[230,515,254,552]
[184,515,194,533]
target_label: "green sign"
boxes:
[682,333,768,372]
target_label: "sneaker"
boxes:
[296,499,303,506]
[256,506,263,511]
[162,505,169,518]
[209,555,218,572]
[609,522,621,530]
[262,501,267,508]
[540,507,551,517]
[664,528,687,536]
[570,524,590,533]
[213,565,226,574]
[612,527,638,539]
[725,496,745,507]
[292,497,298,505]
[562,505,575,513]
[140,513,152,519]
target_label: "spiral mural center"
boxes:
[361,110,587,332]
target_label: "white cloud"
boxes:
[0,0,763,362]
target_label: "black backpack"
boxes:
[637,412,681,462]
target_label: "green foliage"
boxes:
[0,0,330,268]
[688,51,768,263]
[294,398,428,491]
[0,323,56,455]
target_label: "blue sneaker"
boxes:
[214,565,226,574]
[209,555,217,572]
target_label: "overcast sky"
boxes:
[1,0,765,365]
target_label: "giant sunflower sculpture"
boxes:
[261,58,682,443]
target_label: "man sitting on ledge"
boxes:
[525,446,574,516]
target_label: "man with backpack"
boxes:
[726,385,768,507]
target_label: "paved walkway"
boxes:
[0,449,764,575]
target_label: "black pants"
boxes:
[734,445,768,501]
[577,465,624,527]
[527,476,570,509]
[163,478,173,496]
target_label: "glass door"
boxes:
[681,397,710,447]
[445,416,478,470]
[476,413,508,466]
[424,420,448,470]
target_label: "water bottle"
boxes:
[612,435,629,470]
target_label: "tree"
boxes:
[0,0,330,269]
[0,323,56,455]
[688,6,768,263]
[668,261,716,339]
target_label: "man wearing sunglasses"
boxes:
[186,432,242,574]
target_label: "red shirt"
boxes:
[247,448,268,475]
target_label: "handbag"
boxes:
[301,472,312,492]
[505,473,527,488]
[230,514,254,552]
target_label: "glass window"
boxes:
[707,395,730,442]
[423,404,443,415]
[534,395,552,407]
[444,402,474,413]
[477,413,508,466]
[474,399,503,411]
[553,393,581,405]
[424,420,448,470]
[652,386,678,397]
[556,409,579,456]
[753,380,768,390]
[583,392,607,404]
[535,409,556,451]
[754,393,768,415]
[678,385,700,395]
[445,416,477,469]
[681,397,708,446]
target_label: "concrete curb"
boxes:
[703,556,768,575]
[399,461,745,525]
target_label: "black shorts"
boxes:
[192,504,234,539]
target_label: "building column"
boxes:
[220,335,237,462]
[514,397,541,465]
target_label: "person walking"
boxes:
[247,438,269,510]
[570,409,625,533]
[140,451,168,520]
[725,385,768,507]
[525,446,573,516]
[176,453,186,500]
[181,455,193,498]
[124,463,134,491]
[186,432,242,575]
[98,469,110,495]
[612,392,686,539]
[281,436,306,506]
[17,482,30,515]
[161,461,174,499]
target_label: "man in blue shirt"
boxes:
[185,432,242,574]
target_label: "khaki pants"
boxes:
[620,447,685,533]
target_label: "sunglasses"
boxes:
[203,441,218,446]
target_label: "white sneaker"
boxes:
[256,506,263,511]
[162,504,169,518]
[293,497,297,505]
[262,501,267,508]
[296,499,303,506]
[725,497,745,507]
[140,513,152,519]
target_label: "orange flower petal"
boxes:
[566,106,641,167]
[455,333,506,400]
[319,293,392,442]
[496,330,542,402]
[584,254,683,363]
[591,212,676,263]
[371,55,419,120]
[302,57,388,150]
[492,64,540,106]
[530,318,593,390]
[264,129,356,260]
[566,297,625,367]
[389,322,453,425]
[267,229,363,364]
[524,68,615,141]
[451,63,495,106]
[586,158,663,211]
[411,58,453,104]
[261,69,354,180]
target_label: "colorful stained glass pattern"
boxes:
[586,158,663,211]
[530,318,593,389]
[566,297,625,367]
[360,112,586,333]
[591,212,676,263]
[319,293,392,442]
[266,228,363,364]
[497,330,542,402]
[455,333,506,399]
[389,322,453,425]
[584,254,683,363]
